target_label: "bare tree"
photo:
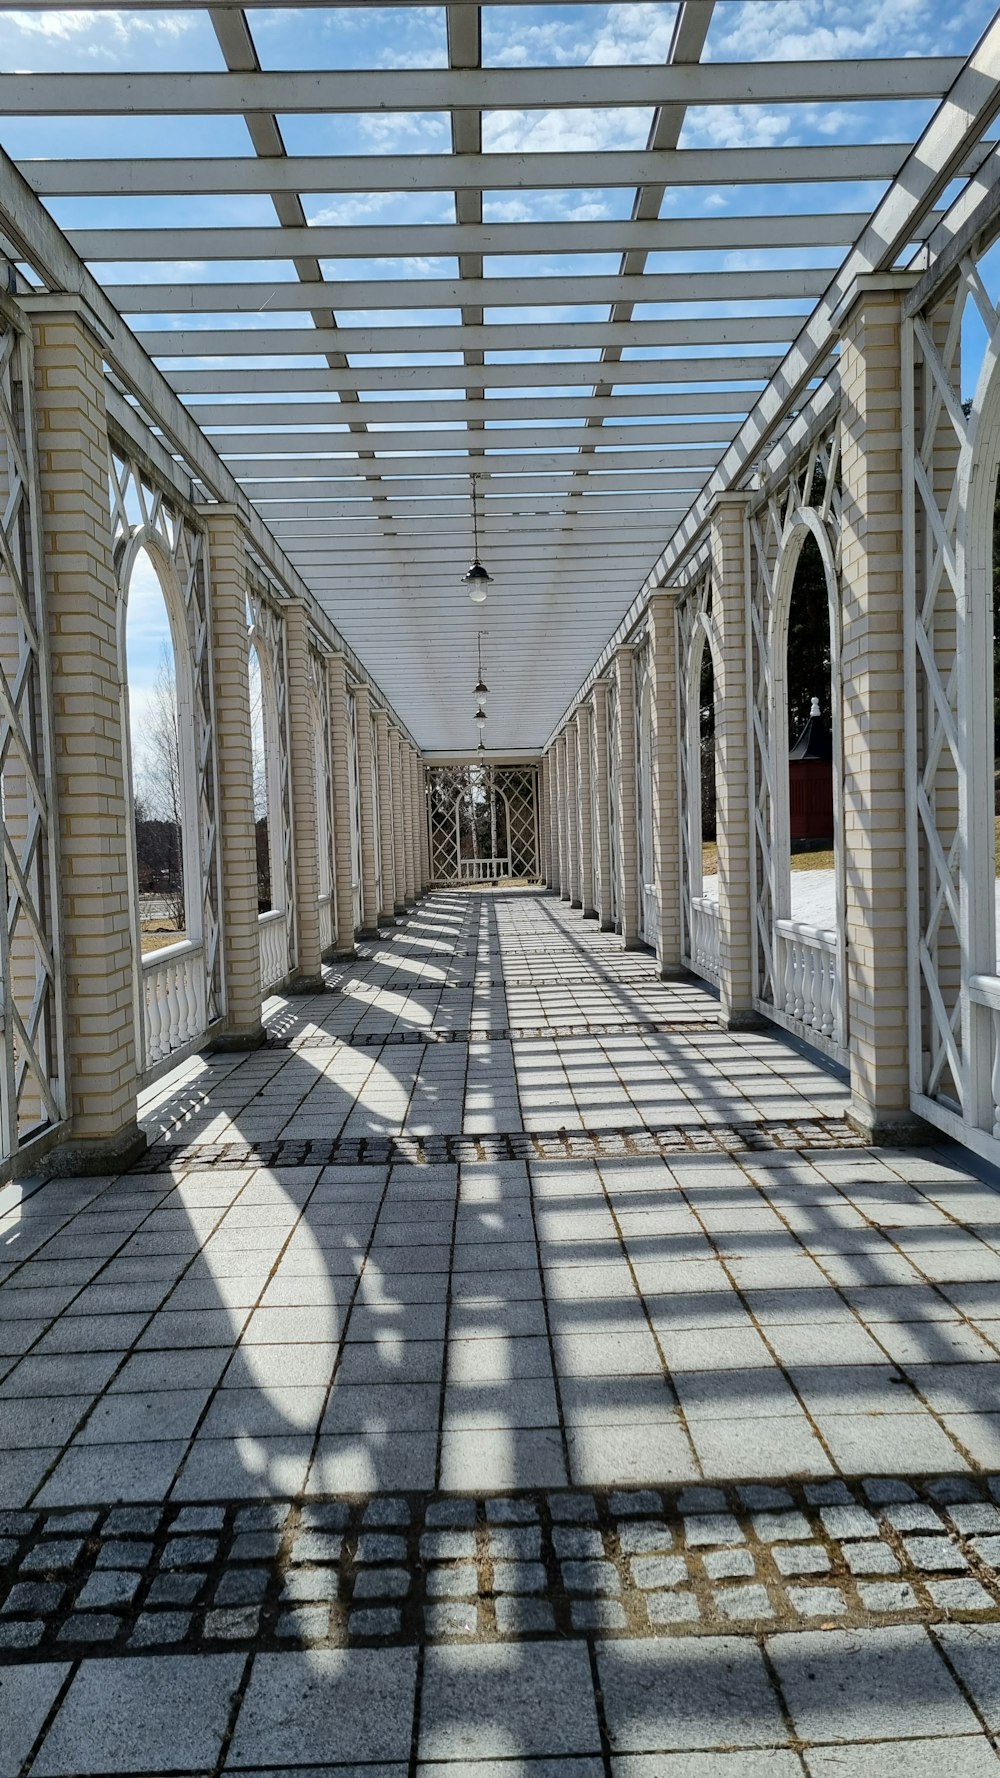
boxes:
[132,642,185,931]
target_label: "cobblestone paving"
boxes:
[5,893,1000,1773]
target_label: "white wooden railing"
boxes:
[775,919,838,1040]
[318,893,333,954]
[460,857,511,881]
[689,895,721,985]
[259,908,290,992]
[141,939,206,1071]
[969,975,1000,1139]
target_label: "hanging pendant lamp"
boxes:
[463,474,491,602]
[474,631,489,698]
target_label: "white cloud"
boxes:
[708,0,988,62]
[483,106,651,155]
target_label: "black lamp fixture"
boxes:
[463,474,491,602]
[473,631,489,699]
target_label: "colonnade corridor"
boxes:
[6,890,1000,1770]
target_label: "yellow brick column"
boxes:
[352,685,379,935]
[418,757,430,892]
[401,742,417,903]
[591,680,614,930]
[613,645,641,949]
[565,716,581,908]
[839,273,921,1140]
[408,748,425,897]
[28,296,144,1169]
[649,592,682,976]
[555,732,570,900]
[327,653,356,957]
[284,601,324,991]
[543,752,558,890]
[711,493,755,1025]
[375,708,397,921]
[391,728,407,912]
[576,708,595,917]
[202,506,265,1050]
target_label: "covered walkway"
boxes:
[9,0,1000,1766]
[6,893,1000,1768]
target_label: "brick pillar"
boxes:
[544,751,558,890]
[327,653,356,957]
[566,717,581,908]
[555,733,570,900]
[391,728,407,912]
[401,742,416,903]
[576,708,595,917]
[202,507,265,1050]
[408,749,424,896]
[649,592,682,976]
[415,754,429,894]
[613,646,641,949]
[839,274,920,1139]
[375,709,397,921]
[283,601,324,990]
[353,684,380,935]
[591,680,613,930]
[28,297,144,1169]
[711,493,754,1025]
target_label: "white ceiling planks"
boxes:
[1,1,995,751]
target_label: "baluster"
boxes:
[793,940,806,1022]
[797,945,814,1031]
[166,960,182,1051]
[781,935,794,1017]
[144,970,162,1069]
[820,948,836,1037]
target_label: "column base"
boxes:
[570,898,583,910]
[622,936,644,952]
[722,1007,767,1031]
[332,945,357,960]
[846,1102,932,1146]
[582,906,598,921]
[209,1025,266,1053]
[599,918,615,932]
[658,965,688,981]
[377,911,396,927]
[46,1121,148,1178]
[287,972,327,994]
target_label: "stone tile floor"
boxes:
[4,891,1000,1771]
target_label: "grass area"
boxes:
[141,921,185,955]
[701,840,834,874]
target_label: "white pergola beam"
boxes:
[198,421,740,455]
[74,211,906,263]
[236,468,708,498]
[137,316,804,361]
[178,388,772,426]
[213,448,719,479]
[23,143,920,196]
[105,268,832,313]
[1,59,961,115]
[169,354,792,394]
[255,498,686,521]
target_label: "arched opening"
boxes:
[786,530,835,912]
[123,544,187,953]
[698,636,717,891]
[636,657,656,942]
[248,640,272,914]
